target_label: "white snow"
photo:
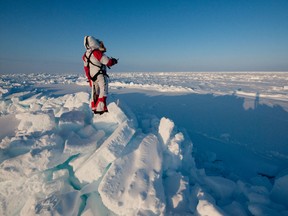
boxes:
[98,134,165,215]
[271,172,288,207]
[0,72,288,215]
[16,112,56,134]
[73,118,135,184]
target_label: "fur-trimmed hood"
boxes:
[84,36,103,51]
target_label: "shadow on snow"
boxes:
[113,91,288,180]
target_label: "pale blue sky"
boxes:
[0,0,288,74]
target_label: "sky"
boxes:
[0,0,288,74]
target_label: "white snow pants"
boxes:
[92,74,108,98]
[91,74,108,113]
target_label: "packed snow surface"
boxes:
[0,72,288,215]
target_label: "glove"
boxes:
[111,58,118,65]
[107,58,118,69]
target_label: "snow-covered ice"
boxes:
[0,72,288,215]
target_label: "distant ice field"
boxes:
[3,71,287,107]
[110,72,288,110]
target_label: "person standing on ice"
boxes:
[82,36,118,114]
